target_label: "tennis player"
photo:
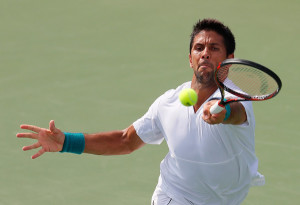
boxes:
[17,18,264,205]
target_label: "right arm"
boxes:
[17,120,145,159]
[84,125,145,155]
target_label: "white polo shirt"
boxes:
[133,81,261,204]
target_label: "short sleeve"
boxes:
[133,96,164,145]
[239,101,255,127]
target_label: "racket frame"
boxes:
[214,58,282,106]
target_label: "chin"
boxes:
[195,74,215,85]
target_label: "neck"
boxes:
[191,75,218,112]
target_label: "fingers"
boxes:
[16,132,38,139]
[202,113,222,124]
[49,120,55,130]
[22,142,41,151]
[20,124,42,133]
[49,120,59,134]
[18,121,61,159]
[202,108,211,121]
[31,148,46,159]
[202,100,225,124]
[21,141,45,159]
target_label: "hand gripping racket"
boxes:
[210,58,282,114]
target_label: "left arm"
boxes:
[202,100,247,125]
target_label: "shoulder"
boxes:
[161,81,191,100]
[149,81,191,111]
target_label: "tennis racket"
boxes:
[210,58,282,114]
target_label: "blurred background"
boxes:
[1,0,299,204]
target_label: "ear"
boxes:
[227,53,234,59]
[189,53,193,68]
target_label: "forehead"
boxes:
[193,30,225,46]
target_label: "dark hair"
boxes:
[189,19,235,56]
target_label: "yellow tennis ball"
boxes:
[179,88,198,106]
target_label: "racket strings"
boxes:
[217,64,279,97]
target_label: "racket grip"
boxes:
[210,101,225,114]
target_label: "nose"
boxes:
[201,47,210,59]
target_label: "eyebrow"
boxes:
[193,42,222,47]
[210,43,221,46]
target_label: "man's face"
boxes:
[189,30,233,86]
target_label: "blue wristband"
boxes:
[223,99,231,121]
[60,132,85,154]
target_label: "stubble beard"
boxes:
[194,69,216,88]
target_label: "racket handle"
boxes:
[210,101,225,114]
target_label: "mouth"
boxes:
[198,61,213,70]
[199,64,211,69]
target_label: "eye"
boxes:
[195,45,204,51]
[211,46,220,51]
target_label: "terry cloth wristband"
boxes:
[223,99,231,121]
[208,97,231,121]
[60,132,85,154]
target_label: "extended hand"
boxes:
[17,120,65,159]
[202,100,227,124]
